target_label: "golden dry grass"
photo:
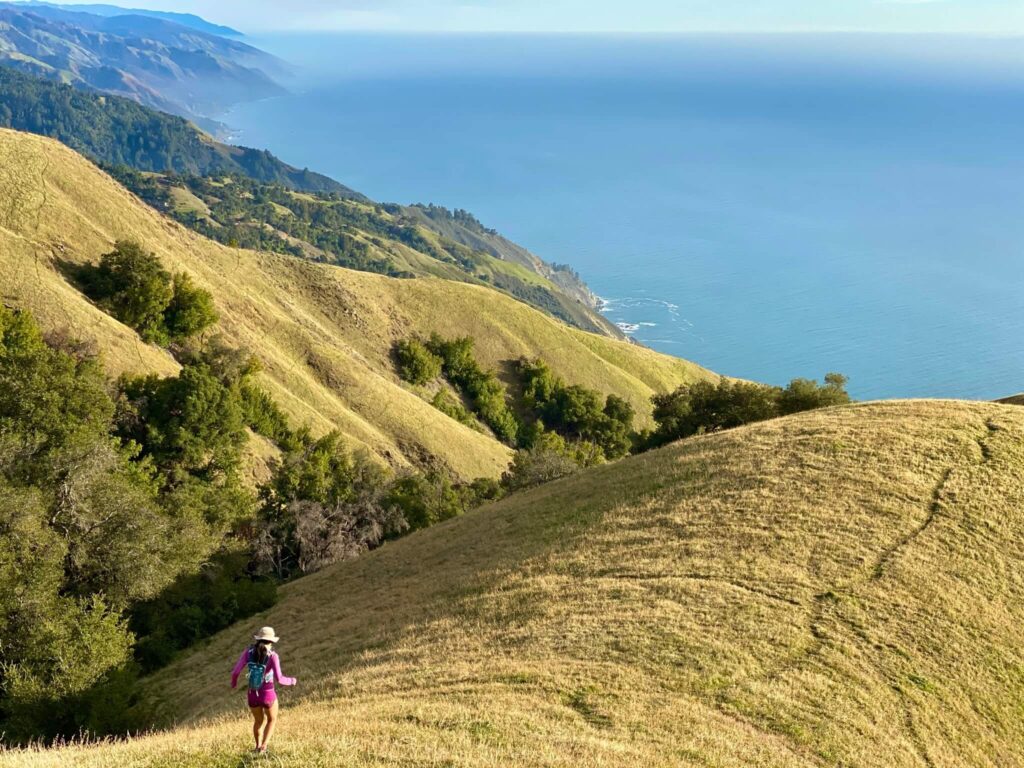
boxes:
[0,129,714,479]
[5,400,1023,767]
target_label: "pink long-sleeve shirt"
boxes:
[231,648,296,690]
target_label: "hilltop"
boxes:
[0,128,712,479]
[5,399,1022,766]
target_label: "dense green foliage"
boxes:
[0,307,245,742]
[426,335,520,445]
[501,431,603,491]
[648,374,851,447]
[0,306,552,742]
[78,241,217,344]
[399,338,638,459]
[517,358,635,459]
[394,338,444,386]
[0,66,350,193]
[430,389,480,429]
[130,550,277,674]
[252,433,502,580]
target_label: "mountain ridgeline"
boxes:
[0,67,352,194]
[105,165,617,333]
[0,3,276,125]
[15,2,244,37]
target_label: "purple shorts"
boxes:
[248,685,277,708]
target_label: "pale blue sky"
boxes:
[51,0,1024,34]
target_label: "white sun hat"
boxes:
[253,626,280,643]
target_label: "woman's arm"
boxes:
[271,653,296,686]
[230,648,249,689]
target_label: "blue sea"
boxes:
[227,34,1024,400]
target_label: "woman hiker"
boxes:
[230,626,298,754]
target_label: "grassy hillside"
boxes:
[4,400,1022,767]
[0,128,713,479]
[107,168,621,335]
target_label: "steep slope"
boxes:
[0,65,622,332]
[0,4,279,122]
[5,400,1023,767]
[110,168,622,336]
[403,203,613,330]
[0,67,352,194]
[0,129,713,479]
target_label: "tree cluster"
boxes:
[517,358,635,459]
[78,241,217,345]
[646,374,851,448]
[421,335,521,445]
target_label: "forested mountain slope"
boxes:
[0,67,352,193]
[7,400,1024,767]
[0,128,712,479]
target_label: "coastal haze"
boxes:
[227,33,1024,400]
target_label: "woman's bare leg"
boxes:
[250,706,265,749]
[259,700,279,750]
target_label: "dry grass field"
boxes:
[4,400,1023,767]
[0,129,714,479]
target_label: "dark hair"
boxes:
[250,640,271,665]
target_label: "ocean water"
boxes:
[227,34,1024,399]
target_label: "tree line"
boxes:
[396,334,852,489]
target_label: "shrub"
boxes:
[82,240,174,343]
[516,359,635,458]
[254,433,406,579]
[118,362,248,482]
[394,338,443,385]
[430,389,478,428]
[240,382,304,451]
[425,334,521,445]
[164,272,218,340]
[501,432,602,492]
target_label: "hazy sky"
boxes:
[49,0,1024,34]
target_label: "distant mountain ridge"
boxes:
[0,66,353,194]
[12,2,243,37]
[0,3,280,125]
